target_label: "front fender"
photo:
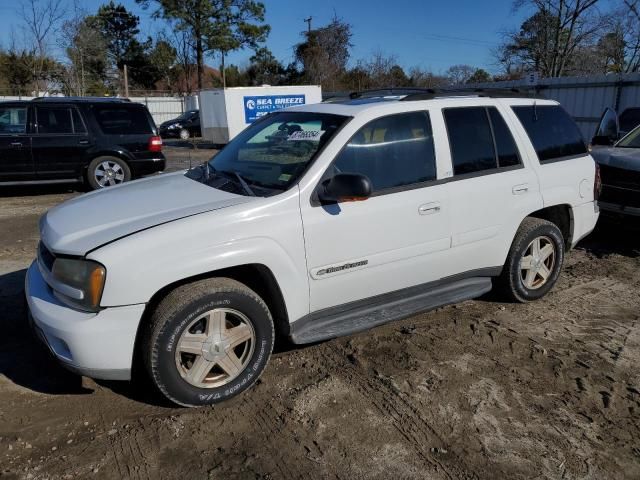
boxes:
[87,193,309,323]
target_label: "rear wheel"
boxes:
[87,156,131,189]
[142,278,274,407]
[496,217,565,302]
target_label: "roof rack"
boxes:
[400,88,543,101]
[348,88,434,99]
[31,96,131,103]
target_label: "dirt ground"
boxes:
[1,148,639,479]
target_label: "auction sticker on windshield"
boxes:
[287,130,324,141]
[244,95,306,123]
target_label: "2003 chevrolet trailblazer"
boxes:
[26,89,600,407]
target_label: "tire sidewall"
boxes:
[509,223,564,301]
[151,291,273,407]
[86,156,131,190]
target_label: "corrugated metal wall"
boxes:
[0,95,198,126]
[471,73,640,139]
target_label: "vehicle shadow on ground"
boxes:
[0,269,93,395]
[577,216,640,258]
[0,183,83,198]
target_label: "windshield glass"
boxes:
[616,125,640,148]
[175,110,198,122]
[186,111,348,196]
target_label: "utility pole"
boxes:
[304,16,312,33]
[123,64,129,98]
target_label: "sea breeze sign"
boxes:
[243,95,306,123]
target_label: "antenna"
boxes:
[304,16,312,33]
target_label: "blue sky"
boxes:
[0,0,533,74]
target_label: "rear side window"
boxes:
[0,106,27,134]
[36,107,73,134]
[444,106,521,176]
[72,108,86,133]
[512,105,586,163]
[93,106,153,135]
[333,111,436,193]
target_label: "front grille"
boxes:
[599,164,640,190]
[38,241,55,271]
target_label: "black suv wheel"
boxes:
[87,156,131,189]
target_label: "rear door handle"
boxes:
[78,140,90,145]
[10,142,22,148]
[512,184,529,195]
[418,202,441,215]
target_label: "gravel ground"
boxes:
[1,149,639,479]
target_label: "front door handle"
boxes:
[512,184,529,195]
[10,142,22,148]
[418,202,441,215]
[78,140,90,145]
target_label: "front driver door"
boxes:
[300,110,452,313]
[0,104,33,181]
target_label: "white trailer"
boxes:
[198,85,322,144]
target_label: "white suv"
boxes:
[26,89,599,407]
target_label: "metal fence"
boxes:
[470,73,640,139]
[0,95,199,126]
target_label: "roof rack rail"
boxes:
[31,96,131,103]
[400,88,543,101]
[348,87,435,99]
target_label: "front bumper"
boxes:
[25,261,145,381]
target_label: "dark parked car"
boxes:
[591,108,640,218]
[0,97,165,190]
[159,110,201,140]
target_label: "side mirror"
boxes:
[318,173,372,203]
[591,135,615,147]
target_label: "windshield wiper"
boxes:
[232,171,256,196]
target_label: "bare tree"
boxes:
[500,0,605,77]
[18,0,65,95]
[621,0,640,71]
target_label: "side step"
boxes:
[290,277,493,345]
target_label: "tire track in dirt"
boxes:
[320,342,477,480]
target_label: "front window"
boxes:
[187,111,348,196]
[616,125,640,149]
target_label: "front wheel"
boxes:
[496,217,565,302]
[142,278,274,407]
[179,128,190,140]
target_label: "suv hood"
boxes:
[591,146,640,172]
[41,172,254,255]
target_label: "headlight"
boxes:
[168,123,180,129]
[51,258,106,311]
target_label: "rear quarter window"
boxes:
[93,105,154,135]
[512,105,587,163]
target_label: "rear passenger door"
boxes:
[32,105,90,179]
[301,111,452,312]
[442,106,542,272]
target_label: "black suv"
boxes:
[0,97,165,189]
[159,110,201,140]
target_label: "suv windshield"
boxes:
[186,111,348,196]
[616,125,640,148]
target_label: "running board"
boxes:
[289,277,493,345]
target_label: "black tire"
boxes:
[142,278,274,407]
[86,156,131,190]
[496,217,565,303]
[179,128,190,140]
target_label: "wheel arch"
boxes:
[527,203,574,249]
[132,263,290,374]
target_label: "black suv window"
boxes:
[512,105,587,163]
[619,108,640,133]
[444,106,521,175]
[333,111,436,193]
[0,106,27,134]
[93,105,153,135]
[36,107,74,134]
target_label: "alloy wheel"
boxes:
[94,160,126,187]
[520,236,556,290]
[174,308,255,389]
